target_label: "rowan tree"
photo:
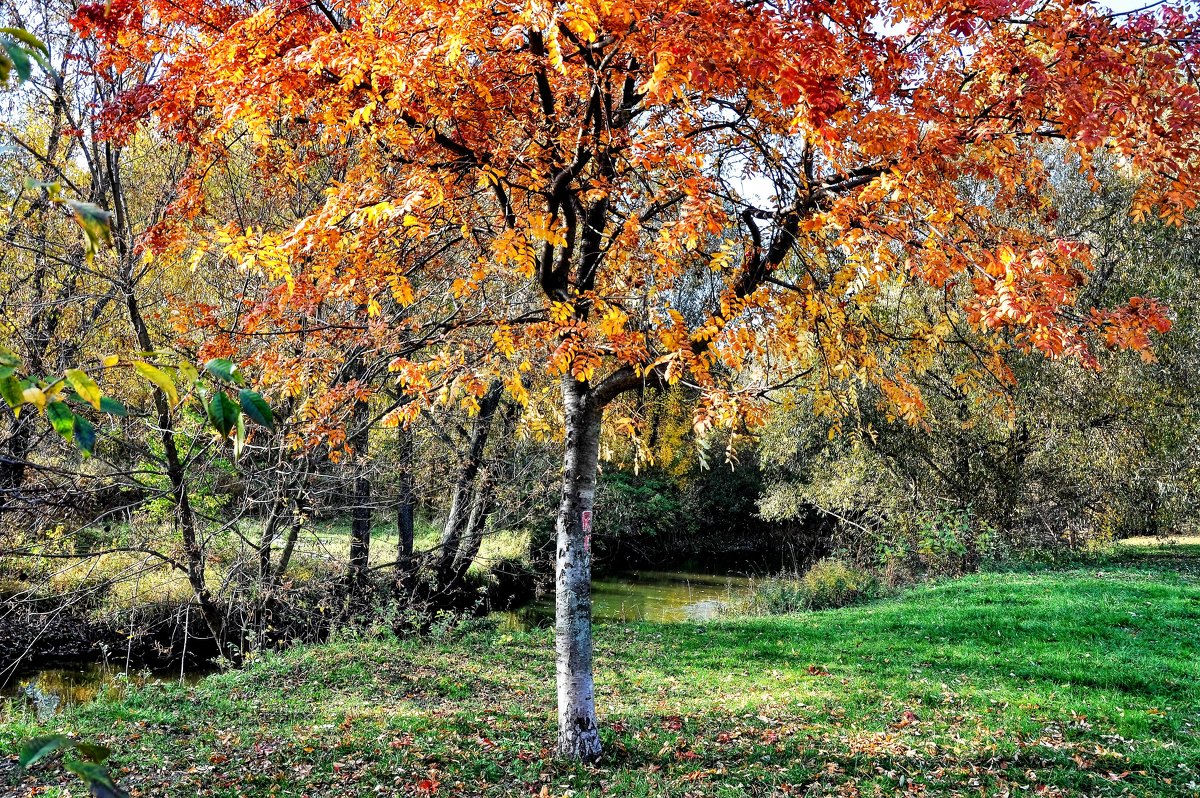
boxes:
[77,0,1200,759]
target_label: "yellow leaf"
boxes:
[546,24,564,72]
[66,368,102,410]
[22,385,46,411]
[389,275,415,307]
[133,361,178,406]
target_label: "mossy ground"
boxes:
[3,551,1198,797]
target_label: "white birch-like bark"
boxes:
[554,376,603,761]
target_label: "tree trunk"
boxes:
[254,496,287,647]
[123,281,228,655]
[271,495,306,588]
[348,458,372,585]
[1,133,68,519]
[395,425,417,595]
[436,381,503,589]
[452,465,495,584]
[347,370,373,592]
[554,376,603,762]
[0,412,32,517]
[258,497,286,585]
[103,130,229,657]
[452,401,517,583]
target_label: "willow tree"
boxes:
[78,0,1199,760]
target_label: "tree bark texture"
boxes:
[395,425,417,594]
[554,376,603,762]
[347,395,373,591]
[436,381,503,589]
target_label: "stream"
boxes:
[0,664,206,719]
[1,569,754,714]
[498,569,754,630]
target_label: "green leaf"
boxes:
[89,778,131,798]
[238,389,274,430]
[46,401,75,442]
[66,368,102,410]
[19,735,73,768]
[12,35,49,73]
[0,29,49,83]
[0,27,49,55]
[23,178,61,199]
[203,358,243,385]
[99,396,128,416]
[74,414,96,456]
[0,375,23,411]
[64,759,129,798]
[132,361,178,406]
[207,391,238,438]
[0,344,20,368]
[2,39,31,83]
[233,411,246,460]
[73,741,111,763]
[64,200,113,264]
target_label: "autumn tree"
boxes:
[78,0,1200,760]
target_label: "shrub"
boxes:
[879,506,993,581]
[732,558,877,616]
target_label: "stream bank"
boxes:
[3,568,755,711]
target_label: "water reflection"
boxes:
[498,570,752,631]
[1,664,201,717]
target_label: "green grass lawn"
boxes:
[3,556,1198,797]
